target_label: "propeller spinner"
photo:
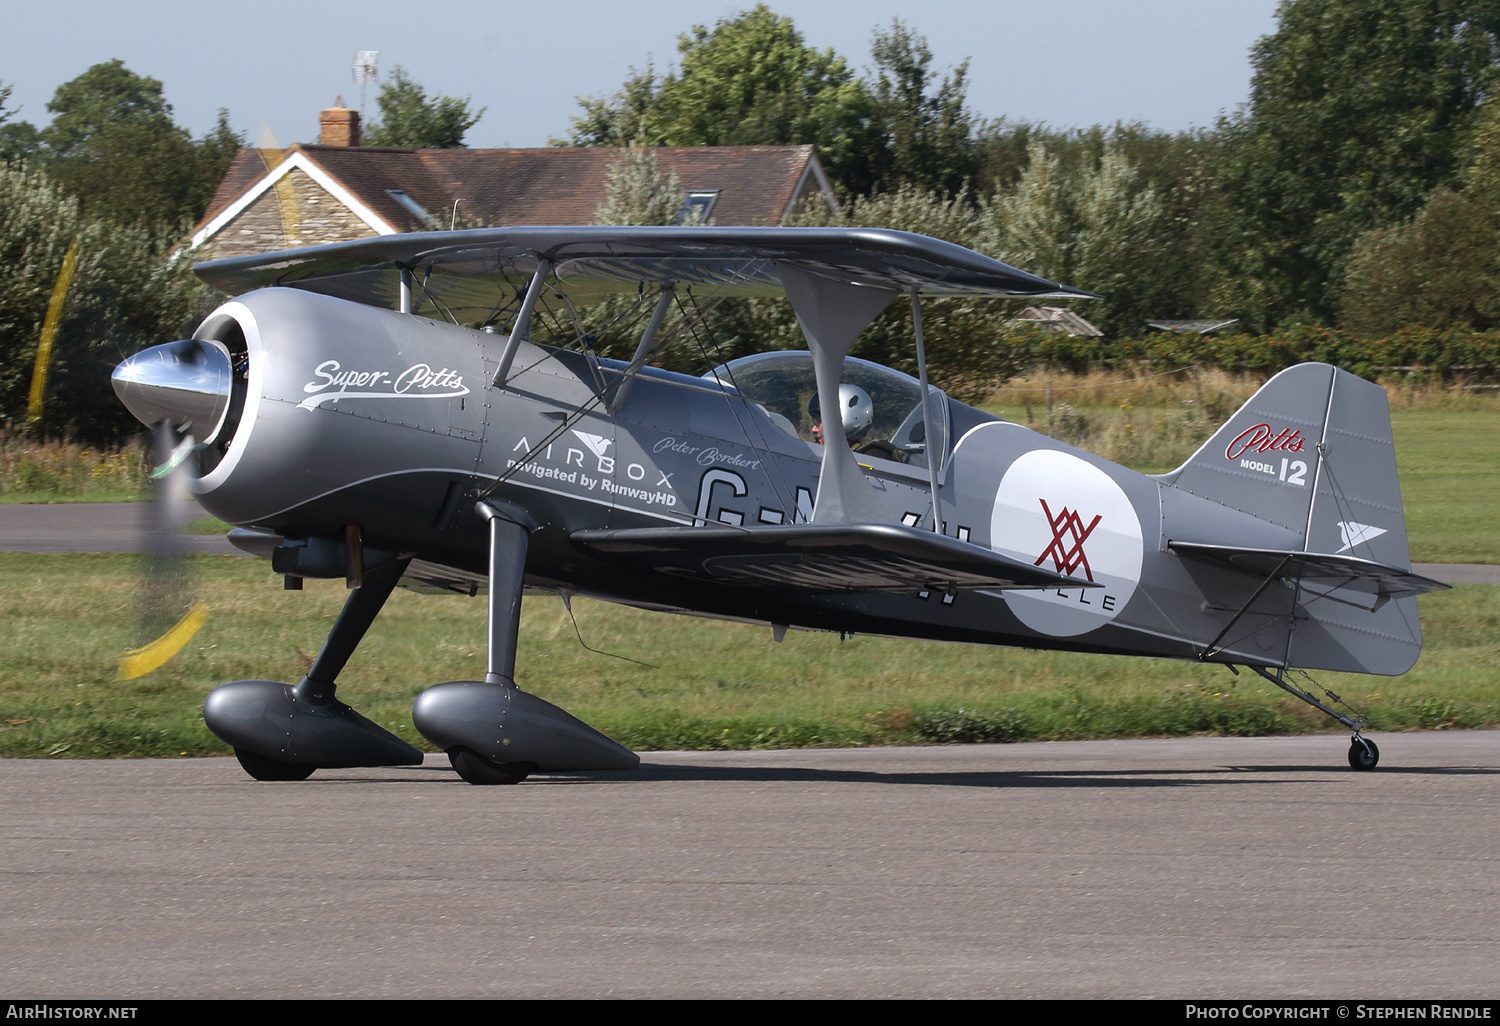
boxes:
[112,339,234,440]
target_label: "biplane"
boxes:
[111,227,1448,783]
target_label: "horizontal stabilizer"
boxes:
[572,523,1095,594]
[1169,542,1449,599]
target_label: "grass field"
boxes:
[0,553,1493,759]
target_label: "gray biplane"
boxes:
[111,227,1448,783]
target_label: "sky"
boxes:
[2,1,1281,148]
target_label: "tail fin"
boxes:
[1162,363,1412,567]
[1163,364,1430,675]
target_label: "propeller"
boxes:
[110,120,295,679]
[112,339,232,678]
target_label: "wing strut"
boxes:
[910,288,943,532]
[778,263,896,525]
[398,267,414,314]
[608,284,675,414]
[493,259,553,386]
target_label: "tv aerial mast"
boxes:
[352,51,380,123]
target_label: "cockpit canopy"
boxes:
[705,351,950,469]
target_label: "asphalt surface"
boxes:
[0,502,1496,584]
[1,734,1497,999]
[0,501,240,556]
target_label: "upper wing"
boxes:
[571,522,1096,594]
[193,226,1096,322]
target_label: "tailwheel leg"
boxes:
[1249,664,1379,771]
[412,501,638,782]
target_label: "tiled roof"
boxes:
[195,144,828,241]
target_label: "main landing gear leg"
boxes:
[411,501,639,784]
[1249,664,1380,771]
[204,556,425,780]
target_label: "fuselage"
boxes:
[180,287,1392,671]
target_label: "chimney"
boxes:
[318,96,360,147]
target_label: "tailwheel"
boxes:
[448,747,536,786]
[1250,666,1381,770]
[234,748,316,781]
[1348,736,1380,772]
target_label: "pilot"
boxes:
[809,384,873,447]
[809,385,910,462]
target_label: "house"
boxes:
[187,102,839,261]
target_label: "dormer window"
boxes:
[676,190,720,224]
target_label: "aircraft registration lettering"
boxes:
[990,450,1143,637]
[695,469,747,525]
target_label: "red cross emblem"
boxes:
[1033,499,1102,581]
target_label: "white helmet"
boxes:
[809,384,874,442]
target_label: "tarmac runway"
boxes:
[2,733,1497,999]
[0,502,240,556]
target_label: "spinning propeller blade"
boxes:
[112,340,233,679]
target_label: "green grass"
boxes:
[1390,409,1500,563]
[182,516,231,535]
[0,553,1493,759]
[0,490,146,504]
[0,435,148,502]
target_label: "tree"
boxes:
[593,148,687,225]
[41,60,176,159]
[1219,0,1500,326]
[980,141,1173,336]
[566,64,661,148]
[563,6,877,193]
[0,163,220,439]
[1340,97,1500,333]
[982,142,1072,282]
[0,81,40,163]
[29,62,241,230]
[864,21,978,197]
[362,67,484,148]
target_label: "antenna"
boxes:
[352,50,379,123]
